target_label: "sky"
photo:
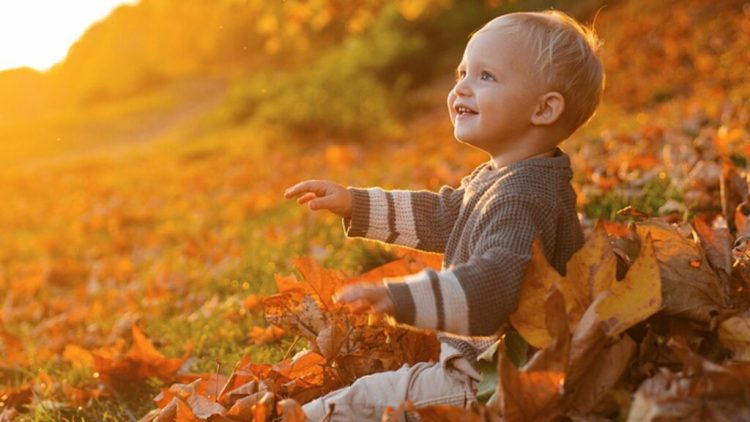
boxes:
[0,0,139,72]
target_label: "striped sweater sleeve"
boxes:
[343,184,465,253]
[385,195,543,336]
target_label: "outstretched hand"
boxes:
[334,283,395,316]
[284,180,353,219]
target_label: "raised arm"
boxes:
[285,172,475,253]
[344,185,465,253]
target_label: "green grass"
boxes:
[583,175,683,221]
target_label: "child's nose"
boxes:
[453,78,472,96]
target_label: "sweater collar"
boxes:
[488,147,568,172]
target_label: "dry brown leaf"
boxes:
[627,340,750,422]
[226,391,271,419]
[692,216,733,277]
[185,392,229,421]
[273,350,326,381]
[636,220,728,322]
[563,299,636,416]
[719,311,750,362]
[736,201,750,239]
[264,294,327,341]
[93,325,185,384]
[316,320,347,361]
[252,391,275,422]
[174,397,201,422]
[721,162,749,228]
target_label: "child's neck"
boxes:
[490,148,556,170]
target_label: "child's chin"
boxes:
[454,137,479,148]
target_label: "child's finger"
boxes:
[347,298,372,314]
[297,192,317,205]
[334,285,361,304]
[284,180,327,199]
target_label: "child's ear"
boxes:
[530,92,565,126]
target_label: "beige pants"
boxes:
[302,343,481,421]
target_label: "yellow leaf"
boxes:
[509,239,562,348]
[596,235,661,337]
[563,225,617,329]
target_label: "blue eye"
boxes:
[481,71,495,81]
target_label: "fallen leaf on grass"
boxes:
[0,328,25,368]
[636,220,728,323]
[249,325,285,345]
[62,344,95,369]
[627,338,750,421]
[93,325,185,385]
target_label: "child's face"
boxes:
[447,26,540,155]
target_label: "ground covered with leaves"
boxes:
[2,0,750,420]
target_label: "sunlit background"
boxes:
[0,0,748,420]
[0,0,138,72]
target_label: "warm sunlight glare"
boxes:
[0,0,139,72]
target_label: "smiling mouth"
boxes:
[455,106,477,115]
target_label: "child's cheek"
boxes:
[447,97,457,124]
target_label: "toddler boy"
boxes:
[284,9,604,421]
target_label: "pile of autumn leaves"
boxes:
[132,168,750,421]
[3,184,748,422]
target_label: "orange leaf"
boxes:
[273,350,325,381]
[175,397,201,422]
[243,293,264,312]
[63,344,95,369]
[250,325,285,345]
[292,256,347,309]
[127,325,165,363]
[276,398,306,422]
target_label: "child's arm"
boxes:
[337,194,542,337]
[285,180,467,253]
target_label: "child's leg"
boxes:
[302,344,480,421]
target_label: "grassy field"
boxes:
[1,0,749,420]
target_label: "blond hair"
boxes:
[480,10,605,133]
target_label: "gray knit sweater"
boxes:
[344,148,584,363]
